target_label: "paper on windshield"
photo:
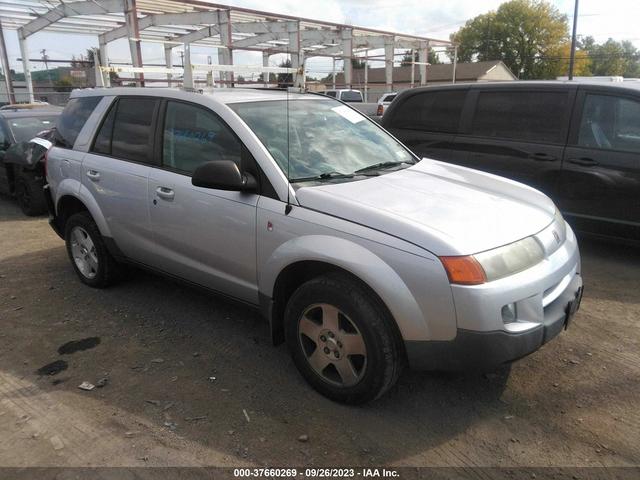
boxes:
[331,105,365,124]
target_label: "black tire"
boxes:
[15,172,47,216]
[64,211,121,288]
[284,272,404,404]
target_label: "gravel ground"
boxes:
[0,195,639,469]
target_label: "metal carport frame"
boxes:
[0,0,455,101]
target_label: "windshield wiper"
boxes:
[290,171,355,183]
[354,160,415,174]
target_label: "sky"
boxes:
[2,0,640,80]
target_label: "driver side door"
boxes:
[148,100,260,303]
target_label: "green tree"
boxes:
[580,36,640,77]
[400,49,441,66]
[450,0,569,79]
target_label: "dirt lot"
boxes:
[0,196,639,469]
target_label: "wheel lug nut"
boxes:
[320,335,326,342]
[328,332,334,338]
[337,341,342,348]
[323,347,330,354]
[334,351,340,359]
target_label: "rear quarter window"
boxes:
[55,96,101,148]
[390,90,466,134]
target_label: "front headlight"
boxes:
[474,236,545,282]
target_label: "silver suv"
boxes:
[45,88,583,404]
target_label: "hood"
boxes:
[295,159,556,256]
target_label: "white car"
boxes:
[324,89,363,103]
[376,92,398,116]
[45,88,583,404]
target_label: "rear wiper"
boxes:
[290,171,354,183]
[354,160,414,174]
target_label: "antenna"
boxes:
[284,48,293,215]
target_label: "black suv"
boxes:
[382,81,640,242]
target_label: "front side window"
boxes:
[231,99,415,181]
[8,115,58,142]
[472,90,568,143]
[162,101,242,174]
[392,90,466,133]
[577,94,640,154]
[56,96,101,148]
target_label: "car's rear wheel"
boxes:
[64,211,121,288]
[15,172,47,216]
[284,273,404,404]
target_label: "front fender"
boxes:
[260,235,432,341]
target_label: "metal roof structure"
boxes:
[0,0,456,101]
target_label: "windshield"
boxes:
[7,115,58,142]
[230,99,415,181]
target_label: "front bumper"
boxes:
[406,219,583,371]
[406,275,583,371]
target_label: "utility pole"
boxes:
[40,48,52,87]
[568,0,579,80]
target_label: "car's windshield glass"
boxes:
[7,115,58,142]
[230,99,415,182]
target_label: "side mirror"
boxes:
[192,160,257,192]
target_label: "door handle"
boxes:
[86,170,100,181]
[156,186,175,200]
[568,157,599,167]
[530,152,557,162]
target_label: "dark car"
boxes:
[382,81,640,242]
[0,107,61,215]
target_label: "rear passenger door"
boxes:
[558,88,640,240]
[82,96,160,263]
[452,87,575,198]
[384,89,468,162]
[147,100,259,303]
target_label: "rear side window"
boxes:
[391,90,466,133]
[325,91,337,98]
[92,97,158,163]
[577,93,640,153]
[162,101,241,174]
[472,90,569,143]
[341,91,362,103]
[55,96,101,148]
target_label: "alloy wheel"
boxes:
[70,226,99,279]
[298,303,367,387]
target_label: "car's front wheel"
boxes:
[64,211,121,288]
[284,273,404,404]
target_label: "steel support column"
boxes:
[18,33,34,102]
[217,9,233,87]
[341,27,353,89]
[419,41,429,85]
[183,43,193,89]
[0,21,15,104]
[124,0,144,86]
[288,21,303,88]
[164,45,173,86]
[99,39,111,87]
[364,51,369,102]
[384,36,394,93]
[262,51,269,87]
